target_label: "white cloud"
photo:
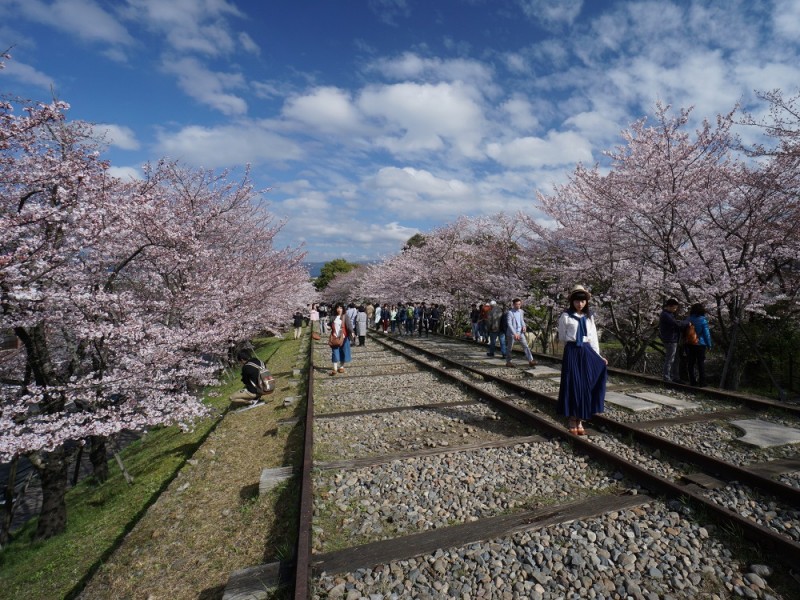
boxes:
[277,218,416,263]
[564,109,623,144]
[370,166,472,199]
[501,95,539,132]
[502,52,528,75]
[238,31,259,55]
[6,0,135,46]
[367,0,411,26]
[282,87,366,135]
[517,0,583,26]
[122,0,243,56]
[369,52,495,89]
[486,130,594,168]
[279,189,330,211]
[605,50,741,121]
[0,59,55,89]
[358,81,487,157]
[364,166,480,218]
[107,165,142,180]
[155,123,303,168]
[736,62,800,102]
[773,0,800,40]
[91,123,140,150]
[161,56,247,115]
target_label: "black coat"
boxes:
[241,359,263,395]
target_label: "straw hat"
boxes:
[568,284,591,301]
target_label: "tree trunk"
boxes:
[89,436,109,483]
[32,448,69,540]
[0,457,19,546]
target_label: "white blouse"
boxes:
[557,311,600,355]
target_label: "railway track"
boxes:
[292,331,800,599]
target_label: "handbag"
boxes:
[328,330,345,348]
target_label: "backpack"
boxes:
[249,360,275,394]
[684,322,699,345]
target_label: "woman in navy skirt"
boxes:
[557,285,608,435]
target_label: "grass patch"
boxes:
[0,333,306,600]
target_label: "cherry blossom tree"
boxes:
[1,86,311,538]
[534,102,800,384]
[355,216,529,329]
[321,265,366,305]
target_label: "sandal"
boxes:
[576,422,586,436]
[338,367,345,373]
[567,419,579,435]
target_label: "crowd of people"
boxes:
[232,289,713,434]
[308,302,449,341]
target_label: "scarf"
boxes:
[569,312,588,347]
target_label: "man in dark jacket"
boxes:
[659,298,685,382]
[229,349,265,406]
[486,300,507,359]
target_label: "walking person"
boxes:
[429,304,440,335]
[557,285,608,435]
[346,303,358,344]
[329,303,352,375]
[355,304,368,346]
[479,301,491,344]
[686,303,712,387]
[470,303,481,342]
[405,303,416,335]
[292,310,304,339]
[381,303,391,332]
[659,298,686,382]
[486,300,507,359]
[505,298,537,368]
[366,303,375,329]
[309,304,320,336]
[318,304,328,334]
[417,302,430,336]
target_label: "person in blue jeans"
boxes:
[659,298,686,382]
[485,300,507,359]
[505,298,537,368]
[686,303,712,387]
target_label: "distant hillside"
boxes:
[303,261,375,278]
[303,262,327,278]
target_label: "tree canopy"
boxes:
[314,258,358,291]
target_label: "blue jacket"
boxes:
[689,315,712,347]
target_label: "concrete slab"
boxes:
[526,366,561,377]
[259,466,294,495]
[629,392,700,411]
[223,561,282,599]
[605,392,660,412]
[482,356,508,365]
[730,419,800,448]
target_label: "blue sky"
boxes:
[2,0,799,263]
